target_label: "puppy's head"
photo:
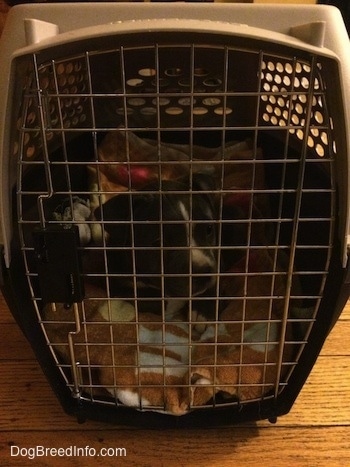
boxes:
[97,173,218,298]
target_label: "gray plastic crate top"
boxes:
[1,3,350,269]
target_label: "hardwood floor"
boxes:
[0,291,349,466]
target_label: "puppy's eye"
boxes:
[206,224,215,238]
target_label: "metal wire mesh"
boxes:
[15,38,336,414]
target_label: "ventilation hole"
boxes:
[126,78,144,87]
[274,74,282,85]
[178,78,191,88]
[295,63,303,73]
[285,63,293,74]
[26,146,35,158]
[40,76,50,90]
[291,114,299,126]
[261,95,268,102]
[68,75,76,86]
[202,97,221,106]
[307,136,315,148]
[266,104,273,114]
[265,73,273,83]
[194,67,209,77]
[165,68,182,77]
[165,106,183,115]
[140,107,157,116]
[193,107,208,116]
[283,76,291,86]
[294,77,300,88]
[316,144,325,157]
[277,97,285,107]
[311,128,319,137]
[301,77,310,89]
[203,78,222,87]
[321,132,328,145]
[303,64,311,73]
[268,96,276,105]
[270,116,278,125]
[116,107,134,116]
[263,113,270,122]
[153,97,171,106]
[274,107,282,117]
[298,94,307,104]
[138,68,156,77]
[267,61,275,71]
[276,62,284,73]
[58,76,67,87]
[295,103,304,115]
[296,129,304,140]
[314,111,324,124]
[26,112,36,125]
[65,63,74,74]
[128,98,146,107]
[56,63,65,75]
[263,83,271,92]
[279,119,286,127]
[178,97,192,106]
[214,107,233,115]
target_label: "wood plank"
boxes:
[0,426,348,467]
[320,320,350,356]
[341,301,350,319]
[0,323,35,361]
[281,356,350,426]
[0,291,14,324]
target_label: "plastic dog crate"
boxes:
[1,3,350,427]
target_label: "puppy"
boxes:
[96,173,218,318]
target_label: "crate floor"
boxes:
[0,290,349,466]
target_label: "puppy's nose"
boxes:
[191,264,216,294]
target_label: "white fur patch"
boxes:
[177,201,215,269]
[114,388,150,407]
[99,300,136,322]
[244,322,278,353]
[191,248,215,268]
[138,352,188,378]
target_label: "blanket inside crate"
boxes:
[44,246,293,415]
[45,130,295,414]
